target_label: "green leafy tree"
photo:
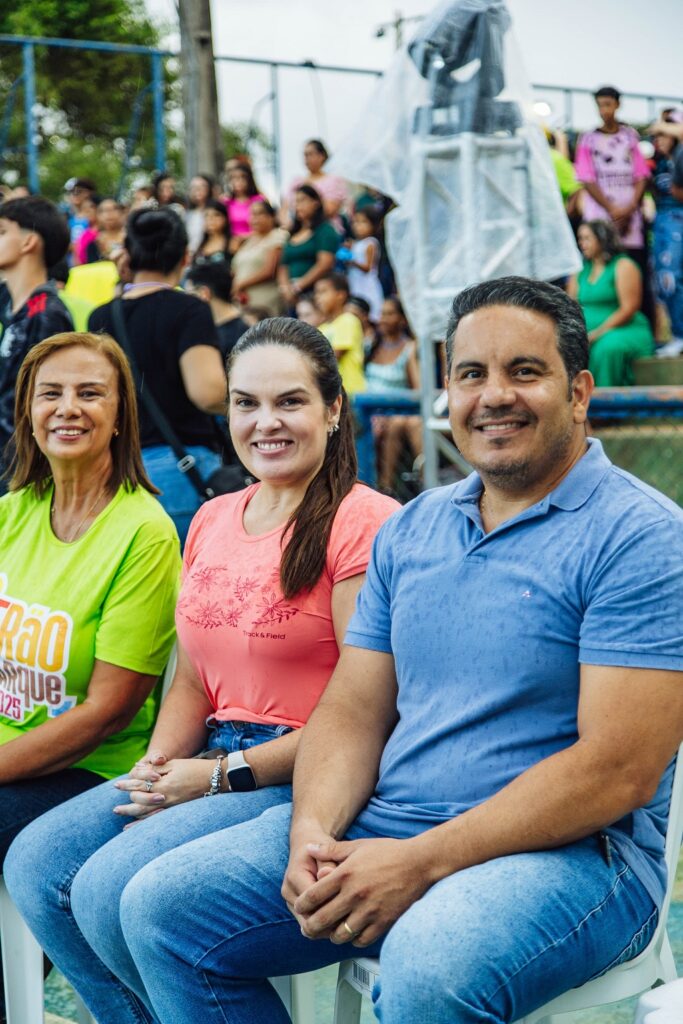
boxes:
[221,121,274,180]
[0,0,178,199]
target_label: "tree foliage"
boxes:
[0,0,176,198]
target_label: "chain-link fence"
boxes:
[353,387,683,506]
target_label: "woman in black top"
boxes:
[193,199,232,267]
[88,208,226,544]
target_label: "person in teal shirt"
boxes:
[277,185,337,308]
[569,219,654,385]
[0,329,179,869]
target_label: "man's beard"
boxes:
[473,417,576,491]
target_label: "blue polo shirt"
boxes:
[346,438,683,906]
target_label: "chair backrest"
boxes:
[647,740,683,945]
[160,643,178,702]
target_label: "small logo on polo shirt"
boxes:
[521,589,532,599]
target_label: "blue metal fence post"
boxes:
[151,50,166,171]
[22,42,38,194]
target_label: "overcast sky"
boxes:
[146,1,683,196]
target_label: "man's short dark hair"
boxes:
[318,271,350,297]
[186,260,233,303]
[594,86,621,103]
[445,276,589,391]
[0,196,70,269]
[49,258,70,285]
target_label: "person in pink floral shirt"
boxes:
[575,86,653,323]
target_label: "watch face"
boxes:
[229,764,257,792]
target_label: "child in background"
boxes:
[346,295,379,356]
[74,196,100,265]
[296,292,323,328]
[347,208,384,322]
[314,272,366,395]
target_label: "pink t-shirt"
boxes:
[574,125,650,248]
[224,194,265,237]
[176,482,399,729]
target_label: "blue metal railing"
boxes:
[0,35,169,192]
[352,387,683,489]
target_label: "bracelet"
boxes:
[203,754,225,797]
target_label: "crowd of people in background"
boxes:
[2,88,683,503]
[1,85,683,1024]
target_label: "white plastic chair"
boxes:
[0,649,182,1024]
[334,741,683,1024]
[0,648,318,1024]
[0,876,95,1023]
[0,880,316,1024]
[636,978,683,1024]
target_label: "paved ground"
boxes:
[44,855,683,1022]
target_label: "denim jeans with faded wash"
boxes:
[654,206,683,338]
[5,720,292,1024]
[6,718,658,1024]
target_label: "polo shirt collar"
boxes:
[450,436,611,517]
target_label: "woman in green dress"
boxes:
[277,185,337,310]
[568,219,654,386]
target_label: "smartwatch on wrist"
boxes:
[226,750,258,792]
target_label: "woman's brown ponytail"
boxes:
[226,317,358,598]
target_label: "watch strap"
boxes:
[226,750,258,791]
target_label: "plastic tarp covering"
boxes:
[327,0,581,340]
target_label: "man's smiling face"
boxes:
[446,304,591,495]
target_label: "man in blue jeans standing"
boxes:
[10,277,683,1024]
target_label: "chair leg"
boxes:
[290,972,317,1024]
[73,988,97,1024]
[270,975,292,1017]
[657,934,678,984]
[0,879,44,1024]
[333,974,363,1024]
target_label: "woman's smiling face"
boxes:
[30,346,119,470]
[228,344,340,487]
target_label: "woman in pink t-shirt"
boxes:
[16,318,398,1023]
[223,161,265,253]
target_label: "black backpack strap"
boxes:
[110,298,212,500]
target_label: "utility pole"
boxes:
[178,0,222,181]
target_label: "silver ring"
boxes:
[145,780,154,793]
[342,920,358,940]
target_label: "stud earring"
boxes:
[327,423,340,436]
[113,428,119,437]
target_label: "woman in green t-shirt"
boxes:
[0,331,179,871]
[568,219,655,386]
[277,184,338,309]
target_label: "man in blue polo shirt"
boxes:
[89,277,683,1024]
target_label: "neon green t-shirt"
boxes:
[0,483,180,778]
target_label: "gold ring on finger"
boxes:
[342,920,359,940]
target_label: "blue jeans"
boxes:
[654,207,683,339]
[14,787,656,1024]
[142,443,222,546]
[4,721,292,1024]
[0,767,103,868]
[111,804,658,1024]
